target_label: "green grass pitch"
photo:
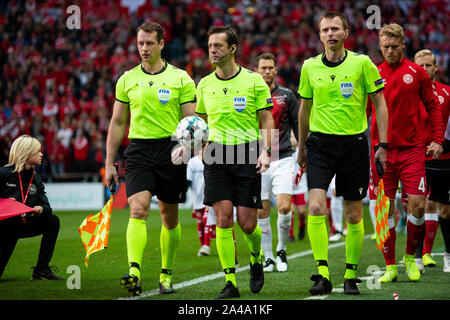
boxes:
[0,205,448,300]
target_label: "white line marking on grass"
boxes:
[117,234,373,300]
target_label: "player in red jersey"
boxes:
[414,49,450,271]
[369,24,443,283]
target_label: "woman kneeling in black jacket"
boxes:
[0,135,63,280]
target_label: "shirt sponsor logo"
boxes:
[340,82,354,98]
[6,183,16,187]
[403,74,413,84]
[233,97,247,113]
[158,88,171,104]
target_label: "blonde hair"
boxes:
[6,135,42,173]
[414,49,436,65]
[379,23,404,41]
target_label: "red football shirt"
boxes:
[370,57,443,149]
[421,81,450,160]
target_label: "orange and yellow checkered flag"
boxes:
[374,178,390,249]
[78,194,114,267]
[374,159,390,250]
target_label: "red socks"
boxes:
[406,214,425,255]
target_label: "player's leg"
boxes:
[417,199,438,267]
[271,157,294,272]
[192,209,205,247]
[158,200,181,294]
[198,208,211,256]
[257,167,275,271]
[400,145,427,281]
[257,200,275,271]
[274,193,292,271]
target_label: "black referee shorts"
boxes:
[203,141,262,209]
[426,159,450,205]
[124,138,187,204]
[305,132,370,201]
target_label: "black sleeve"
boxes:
[289,91,300,140]
[443,139,450,154]
[34,174,52,216]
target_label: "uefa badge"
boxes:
[340,82,354,98]
[158,88,171,105]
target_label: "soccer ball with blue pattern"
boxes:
[176,116,209,150]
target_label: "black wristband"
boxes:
[378,142,388,149]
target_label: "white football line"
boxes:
[117,234,374,300]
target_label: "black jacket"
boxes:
[0,165,52,217]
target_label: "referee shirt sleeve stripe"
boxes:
[115,98,130,104]
[257,106,273,111]
[180,99,197,105]
[368,87,384,95]
[298,95,312,100]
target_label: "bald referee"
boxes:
[297,11,389,295]
[105,21,196,296]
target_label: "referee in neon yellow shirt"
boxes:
[196,25,275,299]
[297,11,389,295]
[105,21,196,296]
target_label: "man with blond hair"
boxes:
[370,24,443,283]
[414,49,450,272]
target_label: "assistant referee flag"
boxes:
[79,181,116,267]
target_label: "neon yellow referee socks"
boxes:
[243,225,263,264]
[308,215,329,279]
[160,223,181,283]
[126,218,147,280]
[344,219,364,279]
[216,226,237,286]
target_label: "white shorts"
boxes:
[206,206,237,226]
[261,156,294,200]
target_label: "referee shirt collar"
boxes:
[215,65,242,81]
[321,50,348,68]
[141,60,168,75]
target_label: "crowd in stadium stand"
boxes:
[0,0,448,176]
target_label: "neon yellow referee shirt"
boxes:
[196,66,273,145]
[115,62,196,139]
[298,50,384,135]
